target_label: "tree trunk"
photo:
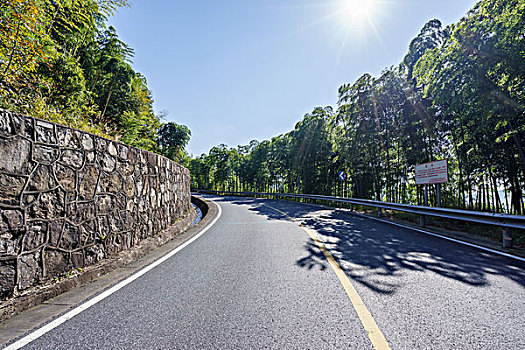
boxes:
[100,83,114,121]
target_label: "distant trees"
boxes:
[0,0,190,158]
[190,0,524,214]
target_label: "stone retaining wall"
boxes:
[0,111,192,297]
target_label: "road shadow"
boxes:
[216,196,525,295]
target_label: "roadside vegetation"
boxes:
[0,0,190,161]
[189,0,525,215]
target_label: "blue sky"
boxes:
[109,0,479,156]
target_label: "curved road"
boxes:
[4,196,525,349]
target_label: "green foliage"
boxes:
[0,0,56,104]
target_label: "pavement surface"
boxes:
[2,196,525,349]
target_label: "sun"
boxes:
[342,0,377,21]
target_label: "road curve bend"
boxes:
[3,196,524,349]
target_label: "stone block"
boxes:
[19,252,40,290]
[57,126,80,148]
[139,151,146,164]
[81,133,94,150]
[44,250,69,278]
[138,165,147,177]
[28,191,64,219]
[126,199,135,212]
[85,244,104,265]
[0,216,7,233]
[149,189,157,207]
[86,151,95,163]
[28,165,56,191]
[48,220,64,247]
[127,148,137,163]
[108,142,117,157]
[60,149,84,169]
[100,153,116,173]
[120,211,134,230]
[22,194,37,208]
[98,172,122,193]
[55,164,76,191]
[35,120,56,144]
[0,230,20,256]
[118,144,129,160]
[79,167,99,200]
[135,178,144,198]
[11,114,33,139]
[33,145,60,164]
[149,176,158,190]
[71,251,84,268]
[0,173,25,201]
[147,152,156,167]
[59,223,80,250]
[1,209,23,231]
[137,197,146,213]
[23,221,47,251]
[0,260,16,295]
[96,138,107,152]
[0,137,31,173]
[96,195,114,213]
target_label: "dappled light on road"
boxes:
[213,196,525,295]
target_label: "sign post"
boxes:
[436,184,441,207]
[415,160,448,227]
[338,171,346,198]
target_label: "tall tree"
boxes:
[157,121,191,162]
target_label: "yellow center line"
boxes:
[267,204,391,350]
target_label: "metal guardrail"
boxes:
[195,190,525,247]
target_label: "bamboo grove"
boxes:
[0,0,190,161]
[188,0,525,215]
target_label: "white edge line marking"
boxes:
[3,202,222,350]
[340,209,525,263]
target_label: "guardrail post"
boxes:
[420,215,426,227]
[350,203,354,212]
[420,184,428,227]
[377,207,382,217]
[502,228,513,248]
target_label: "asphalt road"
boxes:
[6,196,525,349]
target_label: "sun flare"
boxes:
[342,0,377,20]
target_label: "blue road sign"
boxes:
[338,171,346,181]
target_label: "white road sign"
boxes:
[415,160,448,185]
